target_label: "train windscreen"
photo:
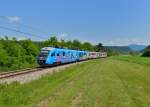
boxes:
[39,50,49,60]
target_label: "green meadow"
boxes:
[112,55,150,65]
[0,56,150,107]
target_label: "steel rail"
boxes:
[0,68,44,79]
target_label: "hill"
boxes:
[128,44,147,51]
[105,46,132,54]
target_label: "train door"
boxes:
[49,51,56,64]
[62,51,66,63]
[56,52,61,64]
[67,51,71,62]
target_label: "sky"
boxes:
[0,0,150,46]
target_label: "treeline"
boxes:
[35,36,105,52]
[0,36,105,71]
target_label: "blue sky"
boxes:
[0,0,150,46]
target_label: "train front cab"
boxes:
[38,49,50,65]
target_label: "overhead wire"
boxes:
[0,25,47,39]
[0,16,50,39]
[0,16,50,35]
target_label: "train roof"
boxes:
[41,47,55,51]
[40,47,89,53]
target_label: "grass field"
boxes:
[0,57,150,107]
[112,55,150,65]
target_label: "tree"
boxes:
[82,42,93,51]
[66,40,73,49]
[72,40,82,50]
[94,43,105,52]
[59,39,66,48]
[0,43,9,66]
[45,36,58,47]
[20,39,38,57]
[142,45,150,57]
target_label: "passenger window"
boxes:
[57,53,59,56]
[63,52,65,56]
[51,52,55,57]
[68,52,70,56]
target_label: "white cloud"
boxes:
[6,16,21,23]
[57,33,69,41]
[17,37,27,41]
[59,33,68,38]
[105,38,150,46]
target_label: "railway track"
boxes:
[0,63,77,80]
[0,68,44,79]
[0,60,92,83]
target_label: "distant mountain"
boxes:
[128,44,147,51]
[105,46,132,54]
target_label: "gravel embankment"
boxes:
[0,61,86,84]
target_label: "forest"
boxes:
[0,36,105,71]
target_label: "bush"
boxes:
[0,37,38,71]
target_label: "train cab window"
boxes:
[51,52,55,57]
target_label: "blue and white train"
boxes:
[37,47,107,66]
